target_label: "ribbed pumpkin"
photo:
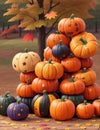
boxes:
[43,46,60,62]
[58,14,86,37]
[16,82,36,98]
[32,78,59,93]
[83,83,100,100]
[70,32,98,58]
[50,96,75,120]
[80,57,93,69]
[20,71,36,84]
[35,59,64,80]
[93,99,100,116]
[61,54,81,72]
[74,68,96,86]
[31,90,58,117]
[46,32,70,48]
[60,76,85,95]
[0,92,16,116]
[52,40,70,59]
[12,49,41,73]
[76,100,94,119]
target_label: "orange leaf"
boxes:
[45,11,57,19]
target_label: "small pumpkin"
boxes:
[60,76,85,95]
[50,96,75,120]
[93,99,100,116]
[63,94,84,106]
[31,90,58,117]
[74,68,96,86]
[83,83,100,100]
[20,71,36,84]
[12,48,41,73]
[46,31,70,48]
[0,92,16,116]
[58,14,86,37]
[52,40,70,59]
[35,59,64,80]
[16,81,36,98]
[7,101,29,120]
[61,54,81,72]
[32,77,59,93]
[80,57,93,69]
[76,100,94,119]
[70,32,98,58]
[16,96,33,113]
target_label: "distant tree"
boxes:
[4,0,97,59]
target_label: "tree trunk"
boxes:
[37,26,46,60]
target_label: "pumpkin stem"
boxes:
[83,100,88,105]
[70,13,75,19]
[43,90,47,95]
[24,48,29,52]
[80,38,87,44]
[55,31,60,34]
[61,96,65,102]
[16,100,21,104]
[82,68,87,73]
[70,76,75,82]
[48,58,52,64]
[26,78,31,85]
[3,91,10,97]
[69,53,74,58]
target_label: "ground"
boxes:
[0,33,100,130]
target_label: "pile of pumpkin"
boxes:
[0,14,100,121]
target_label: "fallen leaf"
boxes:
[45,11,57,19]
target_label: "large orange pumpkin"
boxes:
[60,76,85,95]
[46,32,70,48]
[93,99,100,117]
[50,96,75,120]
[74,68,96,86]
[35,59,64,80]
[58,14,86,37]
[70,32,98,58]
[32,78,59,93]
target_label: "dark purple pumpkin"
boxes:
[7,101,29,120]
[52,40,69,59]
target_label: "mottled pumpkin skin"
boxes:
[60,77,85,95]
[93,99,100,116]
[83,83,100,100]
[16,82,36,98]
[12,51,41,73]
[31,91,58,117]
[0,92,16,116]
[46,32,70,48]
[58,14,86,37]
[70,32,98,58]
[7,102,29,120]
[74,68,96,86]
[35,60,64,80]
[32,78,59,93]
[76,101,95,119]
[50,98,75,120]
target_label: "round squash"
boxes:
[76,100,94,119]
[70,32,98,58]
[35,59,64,80]
[58,14,86,37]
[32,77,59,93]
[60,76,85,95]
[12,49,41,73]
[31,90,58,117]
[50,96,75,120]
[93,99,100,116]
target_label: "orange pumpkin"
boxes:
[93,99,100,116]
[61,54,81,72]
[76,100,94,119]
[32,78,59,93]
[50,96,75,120]
[60,76,85,95]
[83,83,100,100]
[16,82,36,98]
[46,32,70,48]
[74,68,96,86]
[35,59,64,80]
[70,32,98,58]
[58,14,86,37]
